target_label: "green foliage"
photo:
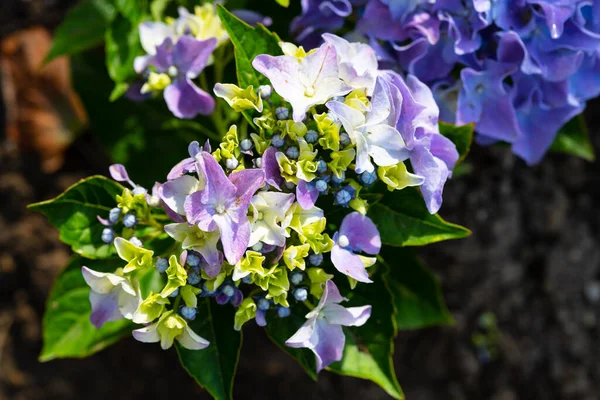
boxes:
[28,176,123,259]
[329,270,403,399]
[367,188,471,247]
[550,114,595,162]
[381,248,454,330]
[106,12,144,84]
[45,0,116,63]
[40,256,133,361]
[439,121,474,164]
[264,305,318,380]
[216,6,283,89]
[177,299,242,400]
[275,0,290,6]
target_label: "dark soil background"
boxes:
[2,2,600,399]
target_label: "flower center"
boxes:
[304,86,315,97]
[215,204,226,214]
[168,66,179,78]
[338,235,350,248]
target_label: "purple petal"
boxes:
[256,309,267,326]
[89,290,122,328]
[109,164,132,185]
[188,141,201,157]
[167,157,196,180]
[339,212,381,255]
[97,215,112,226]
[313,319,345,372]
[231,9,273,26]
[322,280,346,305]
[173,36,217,78]
[164,78,215,119]
[231,290,244,307]
[213,214,251,265]
[331,245,372,283]
[215,292,230,305]
[228,168,266,213]
[296,180,319,210]
[201,252,224,278]
[159,175,199,216]
[410,142,449,214]
[429,133,459,173]
[322,303,371,327]
[262,147,283,190]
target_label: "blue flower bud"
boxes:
[169,287,180,298]
[225,157,239,170]
[335,188,352,207]
[101,227,114,244]
[179,306,197,321]
[308,253,323,266]
[186,252,201,268]
[344,184,357,199]
[129,237,143,247]
[242,275,253,284]
[316,160,328,174]
[108,207,121,224]
[240,138,253,151]
[201,281,216,297]
[339,132,351,147]
[271,134,285,148]
[315,179,328,193]
[155,257,169,273]
[257,297,271,311]
[275,107,289,120]
[221,283,235,298]
[331,171,345,185]
[286,146,299,160]
[290,271,304,286]
[360,170,377,186]
[123,213,137,228]
[277,306,291,318]
[259,85,272,99]
[284,181,296,190]
[252,242,264,252]
[294,287,308,302]
[187,271,201,285]
[305,130,319,144]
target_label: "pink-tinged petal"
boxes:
[262,147,283,190]
[132,323,160,343]
[159,175,200,216]
[164,78,215,119]
[296,180,319,210]
[109,164,133,185]
[322,303,372,327]
[365,77,392,126]
[196,152,237,206]
[253,54,304,108]
[213,213,250,265]
[411,144,449,215]
[97,215,112,226]
[339,212,381,255]
[228,168,265,210]
[178,325,210,350]
[313,319,345,372]
[173,36,217,78]
[167,157,196,180]
[321,279,347,306]
[285,317,317,348]
[184,191,218,231]
[89,290,123,328]
[202,251,224,278]
[331,245,372,283]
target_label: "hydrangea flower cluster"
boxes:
[294,0,600,164]
[81,33,458,371]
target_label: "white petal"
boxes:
[82,267,124,294]
[160,175,201,215]
[132,323,160,343]
[285,317,317,348]
[178,326,210,350]
[139,22,173,55]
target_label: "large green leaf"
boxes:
[329,271,404,399]
[216,5,283,89]
[45,0,116,63]
[105,12,143,83]
[177,299,242,400]
[28,176,123,259]
[40,256,133,361]
[264,304,318,380]
[439,121,474,164]
[550,114,595,162]
[381,248,453,330]
[367,188,470,247]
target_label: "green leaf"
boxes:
[216,5,283,89]
[151,0,172,20]
[106,12,143,83]
[381,248,453,330]
[177,299,242,400]
[275,0,290,6]
[550,114,595,162]
[264,305,318,380]
[109,82,130,102]
[40,256,133,362]
[115,0,146,21]
[329,271,404,399]
[439,121,474,164]
[28,176,123,259]
[45,0,116,63]
[367,188,470,246]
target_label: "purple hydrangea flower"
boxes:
[184,152,265,265]
[286,280,371,371]
[291,0,353,47]
[331,212,381,283]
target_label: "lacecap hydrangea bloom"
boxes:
[82,33,457,370]
[294,0,600,165]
